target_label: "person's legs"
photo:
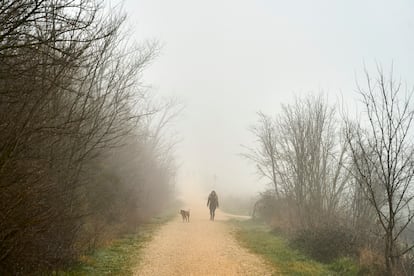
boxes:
[209,208,213,220]
[211,207,216,221]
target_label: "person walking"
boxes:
[207,190,219,221]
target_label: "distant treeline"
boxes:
[246,72,414,275]
[0,0,177,274]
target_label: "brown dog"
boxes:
[180,209,190,222]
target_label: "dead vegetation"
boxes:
[245,69,414,275]
[0,0,177,274]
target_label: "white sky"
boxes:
[121,0,414,197]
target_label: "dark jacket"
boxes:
[207,192,219,209]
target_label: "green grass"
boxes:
[60,215,173,275]
[327,257,360,275]
[230,219,361,276]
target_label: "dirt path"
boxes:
[133,195,274,276]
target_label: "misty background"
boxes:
[2,1,414,274]
[122,0,414,197]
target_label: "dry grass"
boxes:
[357,247,385,275]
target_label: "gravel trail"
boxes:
[133,196,274,276]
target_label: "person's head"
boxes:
[211,190,216,196]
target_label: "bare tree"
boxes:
[245,95,350,228]
[345,67,414,275]
[243,112,280,197]
[276,96,350,227]
[0,0,166,273]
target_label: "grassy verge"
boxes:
[230,219,360,276]
[60,213,174,275]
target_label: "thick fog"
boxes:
[4,1,414,274]
[123,0,414,197]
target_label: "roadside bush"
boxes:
[252,190,280,223]
[291,224,357,263]
[252,191,295,234]
[358,247,385,275]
